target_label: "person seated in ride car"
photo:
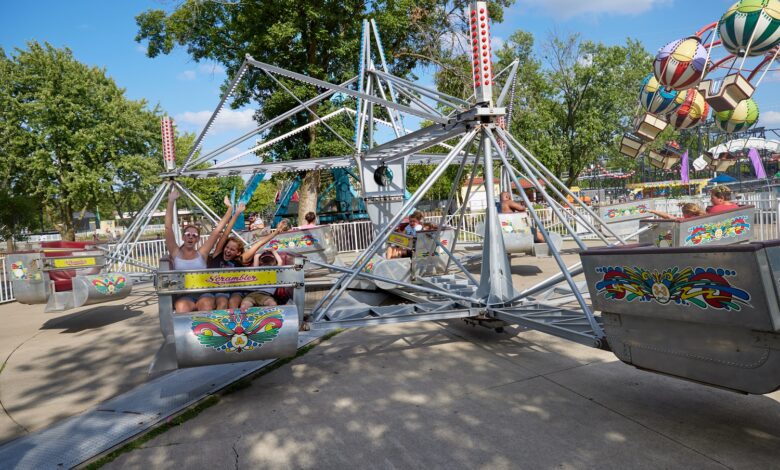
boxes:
[239,219,289,266]
[165,189,234,313]
[500,191,527,214]
[648,202,705,221]
[706,185,739,214]
[298,211,318,228]
[404,211,424,237]
[240,250,284,308]
[208,200,247,310]
[499,191,544,242]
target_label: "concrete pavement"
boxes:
[104,319,780,469]
[0,285,162,443]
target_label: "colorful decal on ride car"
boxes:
[604,205,648,220]
[267,234,318,251]
[191,308,283,353]
[684,216,750,246]
[183,270,278,289]
[91,274,127,295]
[656,230,674,247]
[10,261,42,281]
[594,265,751,311]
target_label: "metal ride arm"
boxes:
[485,128,606,345]
[188,77,358,169]
[312,128,480,322]
[245,57,449,124]
[261,69,355,151]
[498,129,628,244]
[307,260,477,304]
[214,108,351,168]
[181,60,251,171]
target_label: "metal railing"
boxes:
[0,257,12,304]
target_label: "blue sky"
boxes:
[3,0,779,155]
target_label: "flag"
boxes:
[680,151,689,183]
[748,148,767,179]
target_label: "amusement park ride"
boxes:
[7,1,780,395]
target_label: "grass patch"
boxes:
[84,395,220,470]
[85,328,342,469]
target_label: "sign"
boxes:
[52,257,97,268]
[183,270,278,289]
[388,233,413,248]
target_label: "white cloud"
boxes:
[517,0,670,19]
[178,70,197,80]
[492,36,505,50]
[759,110,780,127]
[135,44,148,54]
[198,63,226,75]
[175,108,256,134]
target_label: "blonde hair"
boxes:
[679,202,705,217]
[711,185,732,201]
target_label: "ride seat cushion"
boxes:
[49,269,77,292]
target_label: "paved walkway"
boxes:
[105,319,780,469]
[0,285,161,443]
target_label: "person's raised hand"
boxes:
[168,187,180,202]
[236,202,247,214]
[224,195,233,208]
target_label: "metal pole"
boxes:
[476,128,514,303]
[488,130,587,250]
[488,128,605,340]
[308,260,478,305]
[312,129,479,321]
[181,60,251,171]
[498,128,628,244]
[446,138,483,271]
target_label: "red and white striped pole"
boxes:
[469,1,493,106]
[160,117,177,171]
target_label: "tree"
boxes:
[135,0,514,221]
[524,34,650,186]
[0,42,166,240]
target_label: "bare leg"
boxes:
[196,296,216,312]
[228,293,243,309]
[215,296,229,310]
[174,298,195,313]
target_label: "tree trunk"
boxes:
[298,170,320,224]
[298,107,320,224]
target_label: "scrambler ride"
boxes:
[12,1,780,395]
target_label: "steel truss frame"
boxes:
[114,7,637,350]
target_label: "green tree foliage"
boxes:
[135,0,513,219]
[0,42,165,241]
[510,34,651,186]
[436,30,651,189]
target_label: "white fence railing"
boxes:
[0,257,12,304]
[1,196,779,304]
